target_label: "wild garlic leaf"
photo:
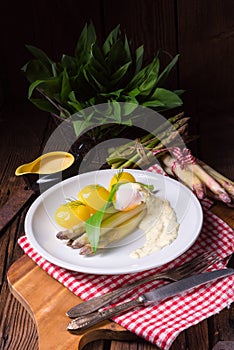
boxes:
[111,61,132,87]
[44,76,62,93]
[112,101,122,123]
[67,101,83,112]
[99,89,124,99]
[173,89,185,96]
[156,54,179,87]
[85,22,97,54]
[22,60,53,82]
[85,184,117,253]
[72,118,93,137]
[22,22,183,135]
[151,88,183,106]
[28,77,61,102]
[124,35,132,61]
[103,24,121,55]
[51,62,59,77]
[68,91,83,111]
[28,80,46,99]
[75,22,96,65]
[86,57,110,87]
[141,100,165,108]
[143,88,183,110]
[122,102,138,117]
[83,69,105,92]
[127,58,158,91]
[135,45,144,74]
[25,45,53,67]
[106,39,127,73]
[61,55,78,75]
[90,43,108,72]
[61,69,72,101]
[138,57,160,96]
[30,98,59,114]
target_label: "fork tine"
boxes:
[191,254,221,274]
[166,251,221,281]
[175,251,218,274]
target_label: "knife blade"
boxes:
[67,268,234,331]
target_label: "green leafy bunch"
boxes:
[22,22,183,137]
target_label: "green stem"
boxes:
[109,118,189,169]
[107,112,186,160]
[118,125,185,169]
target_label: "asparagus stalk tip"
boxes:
[187,163,232,204]
[56,222,86,240]
[197,159,234,196]
[160,153,206,199]
[79,244,94,256]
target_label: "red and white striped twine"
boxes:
[152,146,196,171]
[171,147,196,171]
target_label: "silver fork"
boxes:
[67,251,220,318]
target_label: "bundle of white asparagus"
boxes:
[107,113,234,207]
[160,153,234,206]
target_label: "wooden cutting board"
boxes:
[7,254,139,350]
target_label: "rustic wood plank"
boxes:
[110,341,159,349]
[0,214,39,350]
[177,0,234,175]
[185,320,209,350]
[0,106,50,350]
[211,204,234,227]
[0,291,38,350]
[110,330,187,349]
[208,305,234,348]
[0,178,35,233]
[82,341,109,350]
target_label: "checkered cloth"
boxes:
[18,165,234,350]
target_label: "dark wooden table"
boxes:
[0,105,233,350]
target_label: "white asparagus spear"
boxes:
[197,160,234,196]
[79,209,146,255]
[187,163,231,203]
[161,154,206,199]
[56,222,85,240]
[72,203,146,250]
[56,208,117,240]
[71,233,89,248]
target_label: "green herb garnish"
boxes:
[65,199,85,208]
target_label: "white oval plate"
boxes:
[25,169,203,275]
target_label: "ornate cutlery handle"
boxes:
[67,274,164,318]
[67,295,147,331]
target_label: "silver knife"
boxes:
[67,268,234,331]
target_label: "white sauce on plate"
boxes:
[130,195,179,259]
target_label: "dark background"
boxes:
[0,0,234,177]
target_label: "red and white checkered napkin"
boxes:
[18,165,234,350]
